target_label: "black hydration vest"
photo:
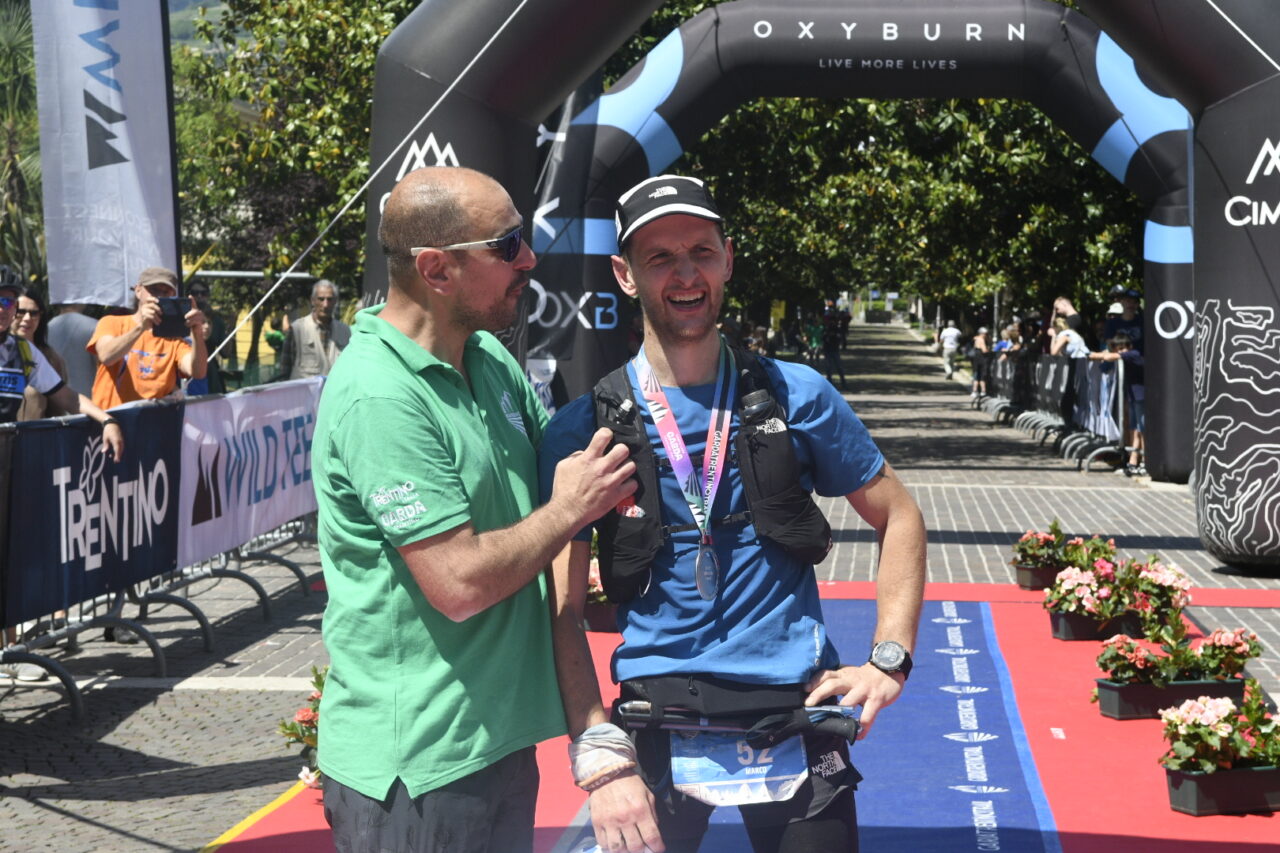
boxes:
[592,348,832,603]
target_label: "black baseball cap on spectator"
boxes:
[0,264,22,298]
[615,175,722,249]
[1108,284,1141,300]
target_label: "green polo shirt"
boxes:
[313,305,564,800]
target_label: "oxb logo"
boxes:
[527,280,619,330]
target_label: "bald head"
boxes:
[379,167,506,288]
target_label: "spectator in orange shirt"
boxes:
[88,267,207,410]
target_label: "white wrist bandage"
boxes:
[568,723,637,791]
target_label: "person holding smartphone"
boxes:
[87,266,207,410]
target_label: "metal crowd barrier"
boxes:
[971,351,1133,472]
[2,378,323,720]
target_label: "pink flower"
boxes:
[308,691,322,702]
[298,765,322,788]
[1097,586,1112,599]
[294,708,319,726]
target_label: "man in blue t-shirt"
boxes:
[540,176,927,853]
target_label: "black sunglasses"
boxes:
[412,225,524,263]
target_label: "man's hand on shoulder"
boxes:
[589,771,664,853]
[804,664,905,740]
[551,427,636,529]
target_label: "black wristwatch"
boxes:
[102,417,119,428]
[868,641,913,680]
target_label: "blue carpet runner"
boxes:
[555,599,1060,852]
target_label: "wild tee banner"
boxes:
[177,378,322,567]
[5,404,182,625]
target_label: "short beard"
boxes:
[452,289,521,333]
[453,301,517,334]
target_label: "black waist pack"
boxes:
[615,675,859,747]
[619,674,810,719]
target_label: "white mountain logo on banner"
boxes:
[1245,138,1280,184]
[77,436,107,502]
[396,133,459,178]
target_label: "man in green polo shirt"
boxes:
[313,166,636,853]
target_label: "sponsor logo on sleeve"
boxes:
[369,481,428,532]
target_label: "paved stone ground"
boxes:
[1,323,1277,851]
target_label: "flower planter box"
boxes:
[1015,564,1062,591]
[582,602,619,633]
[1096,678,1247,720]
[1166,765,1280,816]
[1048,609,1142,641]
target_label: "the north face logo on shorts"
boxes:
[812,750,846,779]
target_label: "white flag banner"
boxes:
[178,379,324,567]
[32,0,178,307]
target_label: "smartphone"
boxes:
[153,297,189,339]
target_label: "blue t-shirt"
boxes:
[538,357,885,686]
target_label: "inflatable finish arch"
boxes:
[1080,2,1280,567]
[365,1,1278,565]
[359,0,665,308]
[527,0,1192,486]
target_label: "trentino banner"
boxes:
[177,378,322,567]
[32,0,179,307]
[5,404,181,626]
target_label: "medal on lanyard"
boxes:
[694,535,719,600]
[633,340,735,600]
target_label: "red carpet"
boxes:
[993,601,1279,851]
[207,586,1279,851]
[202,782,328,852]
[205,630,622,853]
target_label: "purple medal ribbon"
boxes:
[632,340,736,600]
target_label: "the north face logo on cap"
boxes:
[648,186,678,199]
